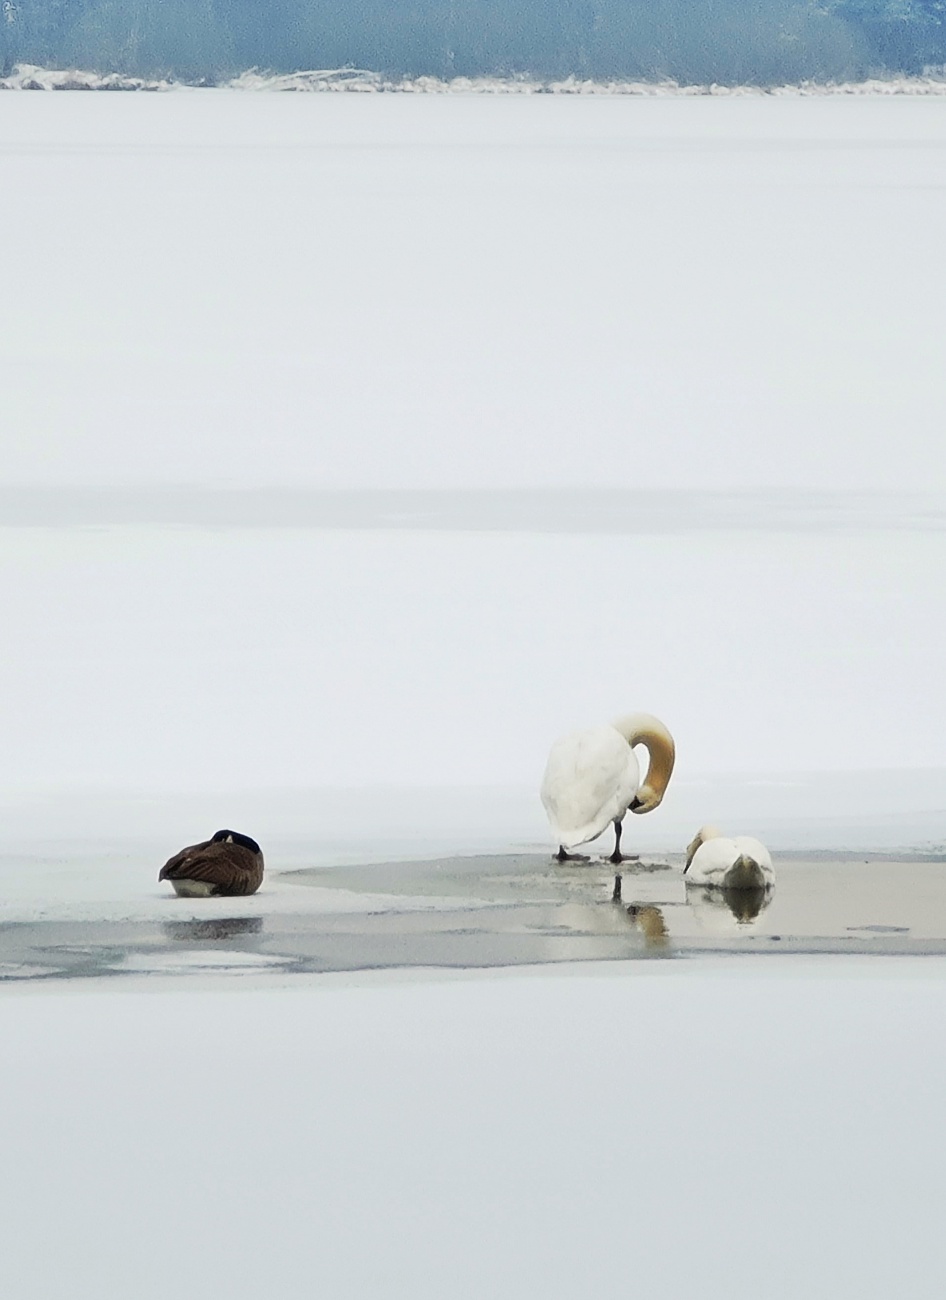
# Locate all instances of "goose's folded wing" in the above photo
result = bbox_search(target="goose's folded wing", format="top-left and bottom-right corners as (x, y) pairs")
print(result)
(158, 839), (214, 880)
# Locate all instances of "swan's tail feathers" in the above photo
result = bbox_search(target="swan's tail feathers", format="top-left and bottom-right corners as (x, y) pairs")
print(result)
(555, 817), (611, 851)
(724, 854), (766, 891)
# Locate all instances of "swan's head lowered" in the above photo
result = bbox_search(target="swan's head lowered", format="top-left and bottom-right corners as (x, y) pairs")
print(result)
(612, 713), (676, 816)
(685, 824), (723, 871)
(629, 787), (663, 814)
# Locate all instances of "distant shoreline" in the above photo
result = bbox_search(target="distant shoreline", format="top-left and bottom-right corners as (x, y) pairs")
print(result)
(6, 63), (946, 96)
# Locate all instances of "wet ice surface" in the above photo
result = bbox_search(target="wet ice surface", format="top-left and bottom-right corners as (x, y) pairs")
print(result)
(4, 846), (946, 983)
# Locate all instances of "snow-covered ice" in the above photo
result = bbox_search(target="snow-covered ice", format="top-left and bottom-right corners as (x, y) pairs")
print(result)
(2, 93), (946, 494)
(3, 959), (946, 1299)
(0, 520), (942, 780)
(0, 93), (943, 906)
(1, 94), (943, 825)
(0, 93), (943, 969)
(1, 90), (945, 1296)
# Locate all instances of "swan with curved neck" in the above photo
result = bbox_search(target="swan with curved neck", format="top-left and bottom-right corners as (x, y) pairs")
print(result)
(683, 824), (774, 890)
(540, 712), (675, 865)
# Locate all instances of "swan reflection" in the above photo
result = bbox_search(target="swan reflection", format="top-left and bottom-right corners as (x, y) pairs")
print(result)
(625, 904), (670, 948)
(686, 883), (773, 925)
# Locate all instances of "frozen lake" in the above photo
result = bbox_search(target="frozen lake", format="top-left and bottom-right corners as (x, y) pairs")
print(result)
(5, 957), (946, 1300)
(0, 88), (944, 971)
(3, 91), (946, 494)
(1, 517), (943, 804)
(2, 91), (945, 1297)
(1, 93), (944, 800)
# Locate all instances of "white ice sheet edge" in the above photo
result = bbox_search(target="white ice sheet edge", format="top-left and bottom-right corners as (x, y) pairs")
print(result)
(0, 873), (465, 925)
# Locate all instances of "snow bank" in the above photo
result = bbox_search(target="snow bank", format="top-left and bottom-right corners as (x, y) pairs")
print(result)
(231, 70), (946, 95)
(0, 63), (173, 91)
(2, 959), (945, 1298)
(7, 63), (946, 94)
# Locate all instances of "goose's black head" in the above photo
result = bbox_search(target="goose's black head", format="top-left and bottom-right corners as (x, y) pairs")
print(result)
(211, 829), (262, 855)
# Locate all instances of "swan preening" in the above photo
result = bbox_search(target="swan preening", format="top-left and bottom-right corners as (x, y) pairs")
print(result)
(540, 713), (675, 864)
(683, 825), (774, 890)
(159, 829), (265, 897)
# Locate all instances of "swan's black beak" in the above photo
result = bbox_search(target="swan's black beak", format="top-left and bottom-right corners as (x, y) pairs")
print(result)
(629, 796), (643, 812)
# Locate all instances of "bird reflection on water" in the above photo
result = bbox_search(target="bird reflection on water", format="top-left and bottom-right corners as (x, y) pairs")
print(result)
(163, 916), (264, 943)
(686, 883), (773, 924)
(624, 904), (670, 949)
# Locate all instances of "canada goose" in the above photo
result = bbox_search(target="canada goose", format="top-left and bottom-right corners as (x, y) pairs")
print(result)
(159, 829), (264, 898)
(540, 712), (675, 865)
(683, 825), (774, 890)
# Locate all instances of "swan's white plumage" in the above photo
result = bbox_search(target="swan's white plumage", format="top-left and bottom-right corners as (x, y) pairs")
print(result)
(540, 724), (641, 850)
(684, 826), (775, 889)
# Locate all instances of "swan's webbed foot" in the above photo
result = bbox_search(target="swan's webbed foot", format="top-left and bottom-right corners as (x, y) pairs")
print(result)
(555, 846), (589, 862)
(608, 848), (624, 865)
(608, 820), (624, 865)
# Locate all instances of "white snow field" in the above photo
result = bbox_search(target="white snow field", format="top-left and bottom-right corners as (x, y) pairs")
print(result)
(0, 92), (944, 832)
(1, 93), (944, 832)
(4, 959), (946, 1300)
(2, 92), (946, 495)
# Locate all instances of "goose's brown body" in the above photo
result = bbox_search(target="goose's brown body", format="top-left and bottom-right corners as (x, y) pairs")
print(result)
(159, 831), (264, 898)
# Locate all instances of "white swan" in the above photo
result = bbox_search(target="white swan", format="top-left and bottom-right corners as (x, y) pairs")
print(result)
(540, 713), (675, 864)
(683, 825), (774, 890)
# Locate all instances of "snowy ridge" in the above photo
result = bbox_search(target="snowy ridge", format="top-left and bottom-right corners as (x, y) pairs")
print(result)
(6, 62), (946, 94)
(0, 63), (174, 91)
(227, 69), (946, 95)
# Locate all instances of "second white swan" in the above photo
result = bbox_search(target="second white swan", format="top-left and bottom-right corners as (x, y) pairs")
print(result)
(683, 825), (775, 890)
